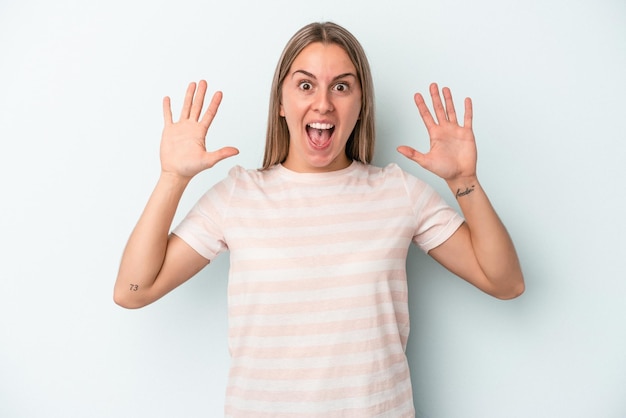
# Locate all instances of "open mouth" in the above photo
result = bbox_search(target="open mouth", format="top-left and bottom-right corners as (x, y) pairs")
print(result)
(306, 122), (335, 149)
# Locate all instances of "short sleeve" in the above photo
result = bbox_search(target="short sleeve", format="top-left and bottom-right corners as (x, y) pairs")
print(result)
(401, 169), (465, 253)
(171, 167), (240, 260)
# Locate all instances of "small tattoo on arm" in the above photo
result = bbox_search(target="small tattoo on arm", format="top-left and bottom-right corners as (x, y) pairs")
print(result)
(129, 284), (139, 291)
(456, 185), (475, 198)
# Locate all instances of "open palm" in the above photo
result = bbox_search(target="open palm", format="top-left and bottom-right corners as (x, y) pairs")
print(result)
(397, 83), (477, 181)
(160, 80), (239, 180)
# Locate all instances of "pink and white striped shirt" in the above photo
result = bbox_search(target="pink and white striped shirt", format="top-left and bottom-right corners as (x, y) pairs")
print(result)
(173, 161), (463, 417)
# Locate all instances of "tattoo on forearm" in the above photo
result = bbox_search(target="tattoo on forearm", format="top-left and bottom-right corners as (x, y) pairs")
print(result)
(456, 185), (475, 198)
(129, 284), (139, 291)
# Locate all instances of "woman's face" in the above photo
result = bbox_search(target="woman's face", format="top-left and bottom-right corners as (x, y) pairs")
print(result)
(280, 42), (362, 173)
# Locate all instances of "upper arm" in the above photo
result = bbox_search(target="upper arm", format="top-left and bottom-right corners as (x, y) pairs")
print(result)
(427, 222), (495, 296)
(121, 234), (210, 309)
(151, 234), (210, 301)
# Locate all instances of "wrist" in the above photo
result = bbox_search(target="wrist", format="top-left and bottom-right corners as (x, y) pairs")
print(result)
(446, 175), (480, 199)
(158, 170), (192, 189)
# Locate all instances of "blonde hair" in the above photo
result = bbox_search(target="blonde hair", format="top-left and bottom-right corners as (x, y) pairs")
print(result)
(262, 22), (375, 169)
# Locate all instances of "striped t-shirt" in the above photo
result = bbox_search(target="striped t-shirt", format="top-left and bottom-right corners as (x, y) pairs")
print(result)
(173, 161), (463, 417)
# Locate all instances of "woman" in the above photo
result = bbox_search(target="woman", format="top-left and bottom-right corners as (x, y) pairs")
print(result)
(115, 22), (523, 417)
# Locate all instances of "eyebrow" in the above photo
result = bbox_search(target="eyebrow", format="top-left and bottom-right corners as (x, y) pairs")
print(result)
(291, 69), (358, 82)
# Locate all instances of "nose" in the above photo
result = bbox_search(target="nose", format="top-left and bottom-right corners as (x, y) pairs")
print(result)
(313, 90), (334, 114)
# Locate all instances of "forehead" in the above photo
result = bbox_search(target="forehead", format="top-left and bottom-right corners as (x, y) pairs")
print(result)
(289, 42), (357, 77)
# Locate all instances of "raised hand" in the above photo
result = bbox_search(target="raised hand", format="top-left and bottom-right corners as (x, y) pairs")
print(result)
(160, 80), (239, 180)
(397, 83), (477, 182)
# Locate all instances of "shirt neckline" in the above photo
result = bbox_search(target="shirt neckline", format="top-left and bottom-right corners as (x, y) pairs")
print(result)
(275, 160), (360, 182)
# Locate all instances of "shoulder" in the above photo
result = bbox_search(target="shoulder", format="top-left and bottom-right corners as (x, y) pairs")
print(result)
(226, 165), (281, 183)
(215, 165), (277, 191)
(354, 162), (427, 189)
(218, 165), (287, 198)
(355, 162), (416, 179)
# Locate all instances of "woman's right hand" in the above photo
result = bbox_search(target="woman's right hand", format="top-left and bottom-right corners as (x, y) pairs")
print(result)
(160, 80), (239, 180)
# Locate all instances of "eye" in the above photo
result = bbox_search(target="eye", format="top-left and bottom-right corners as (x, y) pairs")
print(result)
(299, 81), (313, 91)
(333, 82), (349, 92)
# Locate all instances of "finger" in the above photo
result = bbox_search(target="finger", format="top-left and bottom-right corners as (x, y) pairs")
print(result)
(396, 145), (419, 160)
(414, 92), (437, 130)
(203, 146), (240, 169)
(189, 80), (207, 121)
(162, 96), (173, 125)
(442, 87), (457, 124)
(200, 91), (223, 127)
(429, 83), (447, 124)
(396, 146), (430, 170)
(463, 97), (473, 129)
(179, 82), (197, 120)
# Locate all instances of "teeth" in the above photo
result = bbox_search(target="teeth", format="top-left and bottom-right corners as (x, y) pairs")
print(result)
(308, 122), (334, 130)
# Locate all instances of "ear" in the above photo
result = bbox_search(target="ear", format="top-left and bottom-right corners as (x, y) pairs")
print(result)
(279, 104), (285, 117)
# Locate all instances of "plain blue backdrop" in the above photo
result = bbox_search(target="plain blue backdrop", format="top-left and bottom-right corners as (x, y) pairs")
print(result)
(1, 0), (625, 416)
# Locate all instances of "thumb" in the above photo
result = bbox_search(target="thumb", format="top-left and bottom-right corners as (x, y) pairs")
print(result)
(397, 146), (429, 169)
(202, 146), (240, 169)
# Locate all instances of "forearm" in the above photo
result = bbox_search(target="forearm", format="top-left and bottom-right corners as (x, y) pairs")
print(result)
(447, 176), (524, 297)
(114, 173), (190, 306)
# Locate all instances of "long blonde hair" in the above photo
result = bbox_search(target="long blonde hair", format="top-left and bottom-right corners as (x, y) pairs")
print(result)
(262, 22), (375, 169)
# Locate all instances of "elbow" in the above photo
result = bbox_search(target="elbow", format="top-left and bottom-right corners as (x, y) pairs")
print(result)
(113, 271), (155, 309)
(113, 292), (138, 309)
(492, 274), (525, 300)
(113, 288), (150, 310)
(495, 283), (525, 300)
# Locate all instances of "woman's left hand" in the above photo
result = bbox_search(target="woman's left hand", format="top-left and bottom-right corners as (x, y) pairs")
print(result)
(397, 83), (477, 182)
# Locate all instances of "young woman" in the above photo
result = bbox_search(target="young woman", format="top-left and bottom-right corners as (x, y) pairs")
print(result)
(115, 22), (523, 417)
